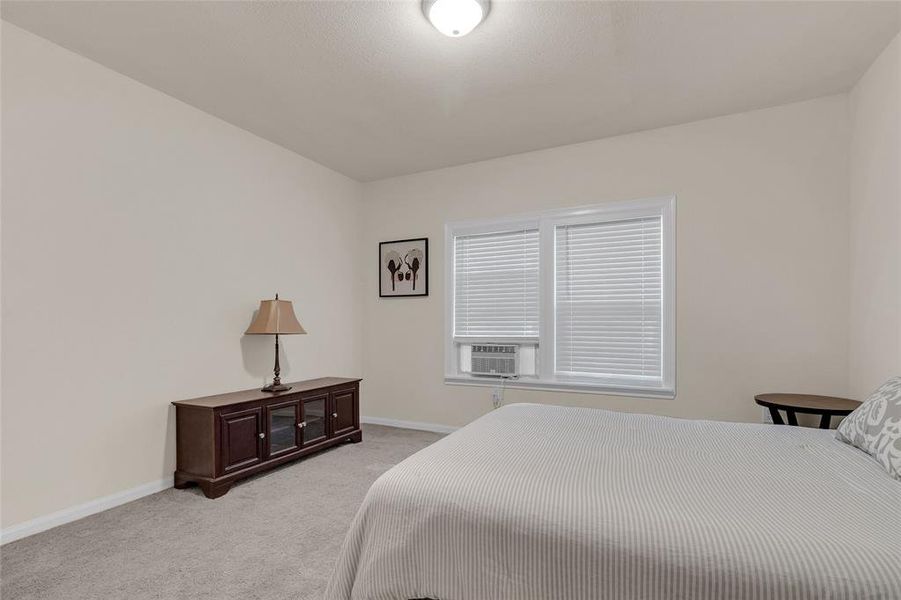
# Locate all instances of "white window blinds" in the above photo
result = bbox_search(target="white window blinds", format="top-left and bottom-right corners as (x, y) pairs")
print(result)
(555, 216), (663, 381)
(454, 228), (540, 339)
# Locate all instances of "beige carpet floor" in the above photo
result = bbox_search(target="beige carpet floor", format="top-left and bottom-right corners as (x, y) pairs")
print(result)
(1, 424), (443, 600)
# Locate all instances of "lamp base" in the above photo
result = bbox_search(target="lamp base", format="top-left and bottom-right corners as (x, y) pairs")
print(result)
(261, 383), (292, 393)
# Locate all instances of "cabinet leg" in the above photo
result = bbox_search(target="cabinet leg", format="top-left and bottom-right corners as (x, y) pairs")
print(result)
(174, 473), (192, 490)
(348, 430), (363, 443)
(198, 481), (232, 499)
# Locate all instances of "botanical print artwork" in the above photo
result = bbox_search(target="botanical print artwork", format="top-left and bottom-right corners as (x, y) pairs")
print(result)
(384, 249), (422, 291)
(380, 238), (428, 297)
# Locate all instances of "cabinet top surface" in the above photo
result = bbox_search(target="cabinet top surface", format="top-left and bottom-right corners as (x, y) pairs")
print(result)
(172, 377), (361, 408)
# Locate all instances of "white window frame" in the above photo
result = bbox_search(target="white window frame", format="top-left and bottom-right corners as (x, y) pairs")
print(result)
(445, 195), (676, 399)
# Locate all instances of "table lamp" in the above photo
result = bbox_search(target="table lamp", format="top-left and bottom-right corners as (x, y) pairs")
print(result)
(245, 294), (306, 392)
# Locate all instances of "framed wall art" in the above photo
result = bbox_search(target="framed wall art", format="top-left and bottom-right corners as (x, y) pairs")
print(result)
(379, 238), (428, 297)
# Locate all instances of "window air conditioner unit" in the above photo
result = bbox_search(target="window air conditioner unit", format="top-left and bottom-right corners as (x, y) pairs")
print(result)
(471, 345), (519, 377)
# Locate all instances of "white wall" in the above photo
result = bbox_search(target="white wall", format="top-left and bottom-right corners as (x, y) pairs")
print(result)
(361, 96), (851, 428)
(1, 23), (363, 529)
(848, 32), (901, 398)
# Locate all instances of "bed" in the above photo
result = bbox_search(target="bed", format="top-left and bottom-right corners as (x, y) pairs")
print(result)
(325, 403), (901, 599)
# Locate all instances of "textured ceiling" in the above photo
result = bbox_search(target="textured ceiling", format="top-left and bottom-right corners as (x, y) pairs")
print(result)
(3, 1), (899, 181)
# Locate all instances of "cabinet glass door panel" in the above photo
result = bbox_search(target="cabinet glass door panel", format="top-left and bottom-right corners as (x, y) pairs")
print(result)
(302, 395), (328, 446)
(267, 402), (299, 456)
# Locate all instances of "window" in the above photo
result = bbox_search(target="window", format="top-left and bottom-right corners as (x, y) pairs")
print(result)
(454, 228), (540, 340)
(445, 196), (675, 398)
(555, 216), (663, 383)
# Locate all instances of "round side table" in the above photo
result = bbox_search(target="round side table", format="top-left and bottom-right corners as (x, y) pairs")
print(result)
(754, 393), (861, 429)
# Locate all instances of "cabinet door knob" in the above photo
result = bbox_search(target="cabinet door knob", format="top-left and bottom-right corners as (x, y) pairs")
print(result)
(298, 421), (306, 428)
(332, 412), (338, 418)
(258, 432), (265, 439)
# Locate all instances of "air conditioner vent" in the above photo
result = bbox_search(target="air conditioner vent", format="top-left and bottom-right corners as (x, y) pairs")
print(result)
(471, 344), (519, 377)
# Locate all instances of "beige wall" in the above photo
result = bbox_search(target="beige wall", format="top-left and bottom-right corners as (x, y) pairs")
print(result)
(3, 20), (883, 535)
(361, 96), (851, 428)
(0, 23), (363, 529)
(848, 32), (901, 399)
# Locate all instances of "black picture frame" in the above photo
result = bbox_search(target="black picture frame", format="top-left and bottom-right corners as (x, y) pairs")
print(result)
(379, 237), (429, 297)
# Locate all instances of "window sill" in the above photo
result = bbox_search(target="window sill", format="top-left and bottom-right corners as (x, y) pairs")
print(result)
(443, 376), (675, 400)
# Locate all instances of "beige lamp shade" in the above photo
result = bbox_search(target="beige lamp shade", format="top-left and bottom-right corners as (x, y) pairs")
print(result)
(245, 298), (306, 335)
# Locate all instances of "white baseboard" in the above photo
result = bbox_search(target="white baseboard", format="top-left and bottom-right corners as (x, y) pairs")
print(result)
(2, 418), (452, 545)
(0, 476), (173, 545)
(361, 415), (459, 435)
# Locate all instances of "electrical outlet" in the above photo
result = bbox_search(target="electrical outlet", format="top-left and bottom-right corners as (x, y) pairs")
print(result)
(491, 386), (503, 409)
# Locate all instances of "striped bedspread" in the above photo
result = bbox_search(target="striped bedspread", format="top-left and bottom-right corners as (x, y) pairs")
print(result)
(325, 403), (901, 599)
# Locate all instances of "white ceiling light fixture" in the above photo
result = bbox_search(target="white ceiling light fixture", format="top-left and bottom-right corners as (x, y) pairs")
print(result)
(422, 0), (490, 38)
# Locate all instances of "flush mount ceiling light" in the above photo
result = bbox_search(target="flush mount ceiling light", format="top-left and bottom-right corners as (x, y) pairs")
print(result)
(422, 0), (490, 38)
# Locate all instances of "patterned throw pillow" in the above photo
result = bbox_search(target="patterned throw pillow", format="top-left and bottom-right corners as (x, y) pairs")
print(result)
(836, 376), (901, 480)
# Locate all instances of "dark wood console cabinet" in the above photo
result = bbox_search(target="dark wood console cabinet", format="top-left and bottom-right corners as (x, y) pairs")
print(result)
(172, 377), (361, 498)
